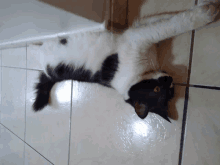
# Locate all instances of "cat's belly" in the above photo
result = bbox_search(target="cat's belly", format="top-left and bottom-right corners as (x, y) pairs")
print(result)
(29, 30), (117, 77)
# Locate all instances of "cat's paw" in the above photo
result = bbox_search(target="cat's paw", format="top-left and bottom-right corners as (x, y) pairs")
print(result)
(203, 2), (220, 18)
(192, 2), (220, 27)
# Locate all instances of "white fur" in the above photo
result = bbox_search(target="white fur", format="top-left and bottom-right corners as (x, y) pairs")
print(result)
(30, 31), (117, 76)
(29, 2), (219, 100)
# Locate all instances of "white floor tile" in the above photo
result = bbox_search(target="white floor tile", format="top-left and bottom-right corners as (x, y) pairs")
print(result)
(0, 125), (24, 165)
(1, 67), (26, 140)
(190, 20), (220, 87)
(69, 82), (185, 165)
(2, 47), (26, 68)
(25, 70), (71, 164)
(24, 143), (53, 165)
(189, 0), (220, 87)
(182, 88), (220, 165)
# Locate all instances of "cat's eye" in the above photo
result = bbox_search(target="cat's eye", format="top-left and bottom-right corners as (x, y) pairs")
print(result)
(154, 86), (160, 93)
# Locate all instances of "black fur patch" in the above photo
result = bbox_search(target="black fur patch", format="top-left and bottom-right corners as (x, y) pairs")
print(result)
(33, 64), (99, 111)
(33, 53), (119, 111)
(60, 38), (67, 45)
(100, 53), (119, 86)
(45, 53), (118, 85)
(33, 72), (55, 111)
(126, 76), (174, 122)
(46, 64), (98, 82)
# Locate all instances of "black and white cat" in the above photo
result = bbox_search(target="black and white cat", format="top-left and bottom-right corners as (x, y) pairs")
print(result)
(31, 2), (219, 122)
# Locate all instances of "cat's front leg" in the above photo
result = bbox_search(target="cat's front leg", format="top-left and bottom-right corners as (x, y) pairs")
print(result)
(126, 2), (220, 43)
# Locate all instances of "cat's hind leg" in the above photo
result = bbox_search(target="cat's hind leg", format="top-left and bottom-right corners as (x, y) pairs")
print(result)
(132, 13), (178, 28)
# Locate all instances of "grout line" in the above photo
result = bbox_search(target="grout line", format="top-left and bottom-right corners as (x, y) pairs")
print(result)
(0, 123), (54, 165)
(67, 80), (73, 165)
(186, 29), (195, 85)
(189, 84), (220, 90)
(1, 65), (43, 71)
(178, 23), (196, 165)
(178, 86), (189, 165)
(174, 83), (220, 91)
(0, 45), (27, 50)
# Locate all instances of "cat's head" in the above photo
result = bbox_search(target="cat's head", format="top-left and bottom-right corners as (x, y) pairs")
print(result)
(126, 71), (174, 122)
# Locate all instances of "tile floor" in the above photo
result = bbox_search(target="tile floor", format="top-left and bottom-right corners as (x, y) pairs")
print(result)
(0, 0), (220, 165)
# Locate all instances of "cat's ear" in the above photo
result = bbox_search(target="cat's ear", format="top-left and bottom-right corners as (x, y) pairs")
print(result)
(136, 103), (171, 122)
(152, 108), (171, 123)
(125, 99), (149, 119)
(135, 102), (149, 119)
(126, 98), (171, 122)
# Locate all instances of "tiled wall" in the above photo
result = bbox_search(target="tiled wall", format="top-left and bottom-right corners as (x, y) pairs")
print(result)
(0, 0), (104, 49)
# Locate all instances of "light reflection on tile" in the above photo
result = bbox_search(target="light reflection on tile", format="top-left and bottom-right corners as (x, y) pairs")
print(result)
(51, 81), (72, 106)
(132, 120), (150, 137)
(69, 82), (185, 165)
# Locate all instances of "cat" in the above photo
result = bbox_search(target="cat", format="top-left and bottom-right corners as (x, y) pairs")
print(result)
(31, 2), (220, 122)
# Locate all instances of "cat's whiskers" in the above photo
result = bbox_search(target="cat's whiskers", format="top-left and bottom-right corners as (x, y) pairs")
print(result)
(149, 57), (157, 70)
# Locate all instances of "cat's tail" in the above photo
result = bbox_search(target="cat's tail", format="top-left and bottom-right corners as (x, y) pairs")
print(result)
(32, 72), (55, 111)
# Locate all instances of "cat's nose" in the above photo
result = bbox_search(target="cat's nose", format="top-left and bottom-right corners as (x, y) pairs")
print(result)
(159, 76), (173, 86)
